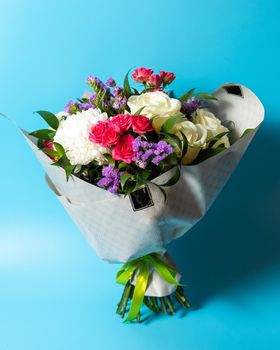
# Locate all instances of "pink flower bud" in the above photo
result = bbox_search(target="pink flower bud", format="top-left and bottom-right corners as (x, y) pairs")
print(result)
(160, 71), (176, 85)
(146, 74), (162, 88)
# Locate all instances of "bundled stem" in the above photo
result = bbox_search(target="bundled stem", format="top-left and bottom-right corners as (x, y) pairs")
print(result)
(116, 253), (190, 322)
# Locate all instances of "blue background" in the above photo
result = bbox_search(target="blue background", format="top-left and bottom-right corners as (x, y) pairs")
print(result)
(0, 0), (279, 349)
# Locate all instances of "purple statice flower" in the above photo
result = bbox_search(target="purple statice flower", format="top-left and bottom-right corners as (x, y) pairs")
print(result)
(132, 137), (174, 168)
(112, 86), (123, 97)
(151, 141), (173, 165)
(106, 77), (116, 87)
(111, 86), (127, 110)
(64, 100), (76, 114)
(97, 164), (121, 194)
(87, 75), (107, 90)
(77, 102), (92, 111)
(181, 97), (203, 115)
(89, 94), (96, 104)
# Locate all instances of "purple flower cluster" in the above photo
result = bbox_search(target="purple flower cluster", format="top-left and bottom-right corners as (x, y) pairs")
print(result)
(86, 75), (126, 112)
(106, 77), (116, 87)
(132, 137), (174, 168)
(112, 86), (127, 110)
(64, 99), (96, 114)
(97, 164), (121, 193)
(181, 97), (203, 115)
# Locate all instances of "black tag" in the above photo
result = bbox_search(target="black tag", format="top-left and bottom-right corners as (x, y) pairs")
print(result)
(223, 85), (243, 98)
(129, 186), (154, 211)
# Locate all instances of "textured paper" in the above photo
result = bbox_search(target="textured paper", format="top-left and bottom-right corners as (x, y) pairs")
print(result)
(22, 83), (264, 296)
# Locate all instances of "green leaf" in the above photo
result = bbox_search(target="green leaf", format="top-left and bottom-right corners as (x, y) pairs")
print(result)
(196, 93), (218, 101)
(208, 131), (229, 148)
(133, 106), (146, 115)
(124, 181), (136, 196)
(121, 173), (133, 190)
(123, 69), (132, 98)
(29, 129), (53, 140)
(139, 170), (150, 181)
(161, 114), (183, 133)
(242, 128), (254, 137)
(159, 166), (181, 187)
(160, 131), (181, 150)
(118, 162), (128, 170)
(179, 131), (188, 158)
(135, 176), (145, 190)
(65, 165), (75, 181)
(103, 153), (115, 164)
(44, 149), (58, 158)
(178, 88), (196, 102)
(35, 111), (59, 130)
(53, 142), (65, 159)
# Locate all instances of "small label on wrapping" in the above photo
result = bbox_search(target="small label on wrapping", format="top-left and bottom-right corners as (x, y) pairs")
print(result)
(129, 186), (154, 211)
(223, 85), (244, 98)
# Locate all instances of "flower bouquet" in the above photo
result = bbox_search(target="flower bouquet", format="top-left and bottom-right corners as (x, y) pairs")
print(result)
(19, 67), (263, 322)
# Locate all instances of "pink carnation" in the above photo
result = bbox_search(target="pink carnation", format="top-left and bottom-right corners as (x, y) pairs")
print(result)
(132, 67), (153, 83)
(146, 74), (162, 88)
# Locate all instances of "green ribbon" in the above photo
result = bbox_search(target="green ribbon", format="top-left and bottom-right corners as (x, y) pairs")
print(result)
(116, 253), (183, 322)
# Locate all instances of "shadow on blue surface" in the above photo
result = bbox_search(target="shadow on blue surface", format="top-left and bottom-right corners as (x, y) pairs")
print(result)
(169, 121), (280, 309)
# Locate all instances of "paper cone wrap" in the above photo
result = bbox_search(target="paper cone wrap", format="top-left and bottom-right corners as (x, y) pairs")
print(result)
(22, 84), (264, 266)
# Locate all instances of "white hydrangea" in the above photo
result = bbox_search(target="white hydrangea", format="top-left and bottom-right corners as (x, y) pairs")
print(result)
(54, 108), (109, 166)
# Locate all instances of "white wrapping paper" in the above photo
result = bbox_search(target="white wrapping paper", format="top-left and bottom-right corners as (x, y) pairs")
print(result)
(22, 83), (264, 296)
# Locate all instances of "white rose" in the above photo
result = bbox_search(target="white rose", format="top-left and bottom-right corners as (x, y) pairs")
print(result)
(173, 120), (208, 165)
(54, 108), (109, 166)
(192, 109), (230, 148)
(127, 91), (182, 131)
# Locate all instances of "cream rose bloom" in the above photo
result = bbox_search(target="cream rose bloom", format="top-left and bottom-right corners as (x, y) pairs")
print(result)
(192, 109), (230, 148)
(173, 120), (208, 165)
(127, 91), (182, 131)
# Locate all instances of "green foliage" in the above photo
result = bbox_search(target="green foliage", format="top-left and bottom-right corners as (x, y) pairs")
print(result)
(242, 128), (254, 137)
(103, 153), (115, 164)
(178, 88), (195, 102)
(133, 106), (146, 115)
(34, 111), (59, 130)
(207, 131), (229, 148)
(158, 166), (181, 187)
(161, 114), (183, 133)
(179, 88), (217, 103)
(29, 129), (53, 140)
(160, 131), (181, 150)
(179, 130), (188, 159)
(123, 69), (133, 98)
(196, 93), (217, 101)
